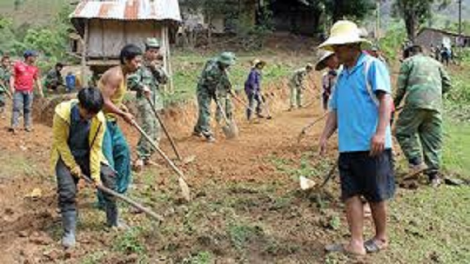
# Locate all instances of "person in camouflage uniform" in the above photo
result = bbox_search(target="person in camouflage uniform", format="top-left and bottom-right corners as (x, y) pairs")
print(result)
(0, 55), (11, 114)
(193, 52), (236, 143)
(394, 45), (452, 187)
(127, 38), (168, 171)
(44, 63), (64, 92)
(289, 63), (313, 110)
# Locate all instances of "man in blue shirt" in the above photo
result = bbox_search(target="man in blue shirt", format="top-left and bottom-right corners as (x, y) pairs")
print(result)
(318, 20), (394, 256)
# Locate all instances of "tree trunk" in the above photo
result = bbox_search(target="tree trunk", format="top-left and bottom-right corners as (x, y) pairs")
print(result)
(405, 13), (417, 42)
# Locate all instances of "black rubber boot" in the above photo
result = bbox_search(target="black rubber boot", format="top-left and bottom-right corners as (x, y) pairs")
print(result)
(105, 202), (119, 227)
(61, 211), (77, 248)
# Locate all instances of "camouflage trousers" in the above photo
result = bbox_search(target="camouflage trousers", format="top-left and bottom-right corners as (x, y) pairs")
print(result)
(395, 107), (443, 174)
(0, 92), (5, 110)
(194, 88), (233, 137)
(136, 98), (161, 160)
(215, 94), (233, 123)
(290, 85), (303, 108)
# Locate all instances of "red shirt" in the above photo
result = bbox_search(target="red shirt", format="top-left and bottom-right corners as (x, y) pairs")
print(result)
(13, 61), (39, 92)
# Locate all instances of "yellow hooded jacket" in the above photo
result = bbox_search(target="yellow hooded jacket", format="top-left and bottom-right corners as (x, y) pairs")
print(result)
(50, 99), (107, 182)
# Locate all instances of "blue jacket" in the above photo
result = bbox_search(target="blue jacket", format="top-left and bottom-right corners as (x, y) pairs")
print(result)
(244, 68), (262, 95)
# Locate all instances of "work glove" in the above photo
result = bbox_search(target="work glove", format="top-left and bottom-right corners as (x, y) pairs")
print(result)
(70, 166), (82, 178)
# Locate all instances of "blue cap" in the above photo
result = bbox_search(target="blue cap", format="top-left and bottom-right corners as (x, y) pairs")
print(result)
(23, 50), (37, 58)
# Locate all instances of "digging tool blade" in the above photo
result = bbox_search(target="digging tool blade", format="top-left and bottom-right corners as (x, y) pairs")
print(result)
(300, 176), (316, 190)
(260, 94), (273, 120)
(215, 99), (238, 139)
(179, 177), (191, 201)
(182, 155), (196, 164)
(297, 113), (328, 143)
(297, 130), (307, 143)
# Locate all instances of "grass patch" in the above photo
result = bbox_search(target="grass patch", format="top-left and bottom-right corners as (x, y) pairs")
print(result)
(182, 251), (213, 264)
(442, 121), (470, 179)
(374, 187), (470, 263)
(227, 222), (264, 251)
(81, 251), (108, 264)
(112, 227), (146, 255)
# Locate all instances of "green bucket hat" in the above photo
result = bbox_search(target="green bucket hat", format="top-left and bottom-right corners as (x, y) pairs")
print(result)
(218, 52), (236, 66)
(145, 38), (160, 49)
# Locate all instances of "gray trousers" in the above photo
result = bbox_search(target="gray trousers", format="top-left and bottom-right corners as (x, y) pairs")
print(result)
(11, 91), (33, 129)
(56, 158), (116, 213)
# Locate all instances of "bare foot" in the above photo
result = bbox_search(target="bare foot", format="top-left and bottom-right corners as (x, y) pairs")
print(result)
(346, 240), (367, 255)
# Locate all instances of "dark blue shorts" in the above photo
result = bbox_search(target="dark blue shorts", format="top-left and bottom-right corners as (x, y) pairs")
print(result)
(338, 149), (395, 203)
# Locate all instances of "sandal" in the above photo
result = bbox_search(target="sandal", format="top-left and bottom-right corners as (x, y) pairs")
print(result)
(364, 239), (388, 253)
(325, 243), (366, 256)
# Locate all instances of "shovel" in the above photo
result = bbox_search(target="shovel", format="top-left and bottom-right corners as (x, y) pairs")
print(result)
(297, 113), (328, 143)
(259, 94), (272, 120)
(80, 174), (164, 222)
(146, 97), (195, 164)
(215, 99), (238, 139)
(131, 120), (191, 202)
(299, 160), (337, 192)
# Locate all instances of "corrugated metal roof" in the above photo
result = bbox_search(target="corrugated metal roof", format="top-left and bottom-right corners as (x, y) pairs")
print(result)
(70, 0), (181, 22)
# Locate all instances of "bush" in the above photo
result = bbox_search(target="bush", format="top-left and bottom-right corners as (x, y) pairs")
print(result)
(378, 23), (407, 61)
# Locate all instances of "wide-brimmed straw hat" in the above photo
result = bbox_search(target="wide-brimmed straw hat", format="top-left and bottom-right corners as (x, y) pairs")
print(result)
(252, 59), (266, 68)
(315, 51), (335, 71)
(318, 20), (371, 51)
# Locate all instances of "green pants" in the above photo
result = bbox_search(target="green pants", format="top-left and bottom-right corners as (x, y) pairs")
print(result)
(395, 107), (443, 174)
(290, 85), (303, 108)
(215, 94), (233, 123)
(194, 88), (233, 137)
(0, 92), (5, 110)
(136, 98), (161, 160)
(194, 87), (214, 137)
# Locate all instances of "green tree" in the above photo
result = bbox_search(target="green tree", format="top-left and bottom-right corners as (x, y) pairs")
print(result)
(321, 0), (375, 22)
(393, 0), (450, 42)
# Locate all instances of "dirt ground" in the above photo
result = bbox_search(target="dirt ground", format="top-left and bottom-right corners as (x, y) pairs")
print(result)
(0, 68), (442, 264)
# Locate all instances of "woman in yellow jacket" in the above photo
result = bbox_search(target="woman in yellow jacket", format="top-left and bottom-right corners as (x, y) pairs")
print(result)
(51, 87), (120, 248)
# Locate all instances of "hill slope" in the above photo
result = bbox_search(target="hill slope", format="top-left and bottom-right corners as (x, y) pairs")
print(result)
(0, 0), (76, 26)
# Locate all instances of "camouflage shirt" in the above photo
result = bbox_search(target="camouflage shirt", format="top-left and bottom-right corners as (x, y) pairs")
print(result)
(44, 69), (63, 87)
(0, 65), (11, 92)
(394, 54), (451, 112)
(128, 59), (168, 110)
(290, 68), (308, 89)
(197, 58), (231, 97)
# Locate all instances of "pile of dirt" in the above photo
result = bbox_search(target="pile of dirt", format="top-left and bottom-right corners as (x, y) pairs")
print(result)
(33, 94), (76, 127)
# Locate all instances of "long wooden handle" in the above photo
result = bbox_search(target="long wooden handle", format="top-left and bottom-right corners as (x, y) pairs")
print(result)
(320, 161), (338, 188)
(145, 97), (183, 161)
(131, 120), (187, 182)
(259, 94), (272, 116)
(215, 99), (231, 124)
(80, 175), (164, 222)
(301, 113), (328, 133)
(231, 94), (256, 112)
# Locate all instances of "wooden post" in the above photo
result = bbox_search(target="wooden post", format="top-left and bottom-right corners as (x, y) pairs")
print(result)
(161, 26), (168, 93)
(165, 26), (174, 93)
(81, 20), (89, 88)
